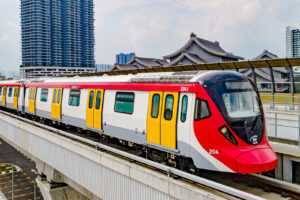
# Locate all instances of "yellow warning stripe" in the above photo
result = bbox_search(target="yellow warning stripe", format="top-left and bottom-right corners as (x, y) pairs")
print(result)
(275, 151), (300, 158)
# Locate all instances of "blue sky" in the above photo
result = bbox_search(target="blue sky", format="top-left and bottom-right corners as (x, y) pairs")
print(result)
(0, 0), (299, 73)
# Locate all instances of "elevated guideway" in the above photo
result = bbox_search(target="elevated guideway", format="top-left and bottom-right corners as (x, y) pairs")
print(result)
(0, 110), (266, 200)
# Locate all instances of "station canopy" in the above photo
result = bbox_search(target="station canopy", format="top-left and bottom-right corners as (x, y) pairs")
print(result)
(70, 57), (300, 77)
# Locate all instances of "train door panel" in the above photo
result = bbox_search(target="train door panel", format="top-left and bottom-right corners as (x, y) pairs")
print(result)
(86, 89), (95, 127)
(13, 87), (19, 109)
(94, 89), (104, 130)
(2, 87), (7, 106)
(29, 87), (36, 113)
(147, 91), (163, 145)
(51, 88), (57, 118)
(56, 88), (62, 119)
(161, 92), (179, 149)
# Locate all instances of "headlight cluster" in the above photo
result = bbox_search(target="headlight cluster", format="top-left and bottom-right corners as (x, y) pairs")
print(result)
(219, 125), (238, 146)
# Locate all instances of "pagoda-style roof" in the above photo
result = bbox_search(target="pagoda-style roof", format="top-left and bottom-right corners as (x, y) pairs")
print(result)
(110, 64), (138, 71)
(252, 50), (279, 60)
(163, 33), (244, 60)
(168, 52), (206, 66)
(127, 56), (169, 68)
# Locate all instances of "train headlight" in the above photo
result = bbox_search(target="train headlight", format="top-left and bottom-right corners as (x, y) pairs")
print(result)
(218, 125), (238, 146)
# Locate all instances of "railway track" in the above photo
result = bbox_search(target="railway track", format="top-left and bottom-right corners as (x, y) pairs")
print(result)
(1, 109), (299, 200)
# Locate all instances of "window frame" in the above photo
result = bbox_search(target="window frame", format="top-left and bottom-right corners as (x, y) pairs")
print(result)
(114, 92), (135, 115)
(68, 89), (81, 107)
(194, 98), (211, 121)
(52, 89), (57, 103)
(180, 95), (188, 123)
(151, 94), (160, 118)
(95, 91), (101, 109)
(164, 94), (174, 121)
(88, 90), (94, 109)
(8, 87), (13, 97)
(40, 88), (49, 102)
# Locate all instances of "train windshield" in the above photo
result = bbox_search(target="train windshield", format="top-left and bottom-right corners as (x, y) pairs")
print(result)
(222, 81), (261, 118)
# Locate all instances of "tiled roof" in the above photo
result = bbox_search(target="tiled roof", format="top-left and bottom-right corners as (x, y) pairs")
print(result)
(127, 56), (169, 68)
(110, 64), (138, 71)
(163, 32), (244, 60)
(168, 52), (206, 66)
(252, 50), (279, 60)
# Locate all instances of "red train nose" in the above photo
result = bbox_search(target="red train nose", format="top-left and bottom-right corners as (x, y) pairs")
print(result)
(236, 148), (278, 174)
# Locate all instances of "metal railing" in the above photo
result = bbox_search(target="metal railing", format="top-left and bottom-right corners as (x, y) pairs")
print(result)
(265, 111), (300, 145)
(261, 94), (300, 111)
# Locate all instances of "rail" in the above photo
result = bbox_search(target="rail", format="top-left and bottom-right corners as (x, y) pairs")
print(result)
(265, 111), (300, 145)
(0, 110), (265, 200)
(261, 94), (300, 111)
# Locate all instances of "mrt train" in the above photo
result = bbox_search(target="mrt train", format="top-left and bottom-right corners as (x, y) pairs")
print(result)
(0, 71), (278, 173)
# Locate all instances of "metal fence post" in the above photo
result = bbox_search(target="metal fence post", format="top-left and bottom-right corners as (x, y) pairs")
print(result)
(284, 96), (286, 111)
(275, 112), (277, 138)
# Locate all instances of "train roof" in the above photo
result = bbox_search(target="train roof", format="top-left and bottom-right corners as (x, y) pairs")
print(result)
(0, 71), (243, 85)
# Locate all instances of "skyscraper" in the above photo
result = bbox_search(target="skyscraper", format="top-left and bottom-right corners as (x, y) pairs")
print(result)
(21, 0), (95, 77)
(116, 53), (136, 64)
(286, 26), (300, 58)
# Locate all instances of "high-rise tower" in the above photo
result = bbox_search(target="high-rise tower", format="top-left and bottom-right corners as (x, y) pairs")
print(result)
(286, 26), (300, 58)
(20, 0), (95, 78)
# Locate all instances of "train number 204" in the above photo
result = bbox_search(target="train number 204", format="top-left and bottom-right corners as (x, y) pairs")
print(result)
(209, 149), (219, 155)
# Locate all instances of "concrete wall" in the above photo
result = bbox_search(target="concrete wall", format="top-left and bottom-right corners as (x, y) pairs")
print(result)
(0, 112), (225, 200)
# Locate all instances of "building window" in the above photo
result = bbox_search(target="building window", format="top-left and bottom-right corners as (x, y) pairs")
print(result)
(114, 92), (134, 114)
(164, 95), (174, 120)
(195, 99), (211, 121)
(69, 90), (80, 107)
(40, 88), (48, 102)
(181, 96), (188, 122)
(151, 94), (160, 118)
(8, 88), (12, 97)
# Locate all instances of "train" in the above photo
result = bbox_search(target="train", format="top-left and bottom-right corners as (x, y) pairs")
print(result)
(0, 71), (278, 174)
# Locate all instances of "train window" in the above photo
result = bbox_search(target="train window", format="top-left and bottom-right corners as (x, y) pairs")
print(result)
(114, 92), (134, 114)
(52, 89), (57, 103)
(89, 91), (94, 108)
(57, 89), (61, 104)
(69, 90), (81, 107)
(151, 94), (160, 118)
(164, 95), (174, 120)
(181, 96), (188, 122)
(95, 91), (101, 109)
(40, 88), (48, 102)
(8, 88), (12, 97)
(0, 87), (2, 95)
(194, 99), (211, 121)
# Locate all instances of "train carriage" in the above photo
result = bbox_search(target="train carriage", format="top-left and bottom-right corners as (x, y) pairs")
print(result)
(3, 71), (278, 174)
(0, 80), (24, 112)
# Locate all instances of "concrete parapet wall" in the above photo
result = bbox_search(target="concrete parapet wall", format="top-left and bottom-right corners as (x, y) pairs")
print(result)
(0, 113), (224, 200)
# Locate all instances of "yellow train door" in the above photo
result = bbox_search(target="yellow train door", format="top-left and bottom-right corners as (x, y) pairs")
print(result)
(86, 89), (95, 127)
(51, 88), (57, 118)
(160, 92), (179, 149)
(13, 87), (19, 109)
(147, 91), (163, 145)
(56, 88), (62, 119)
(29, 87), (36, 113)
(94, 89), (104, 130)
(2, 87), (7, 106)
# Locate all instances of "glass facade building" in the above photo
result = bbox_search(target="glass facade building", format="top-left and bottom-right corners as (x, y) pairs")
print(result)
(116, 53), (135, 64)
(286, 26), (300, 58)
(21, 0), (95, 68)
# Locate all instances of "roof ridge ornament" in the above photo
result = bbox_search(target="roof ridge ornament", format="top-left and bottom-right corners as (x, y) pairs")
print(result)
(190, 32), (197, 38)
